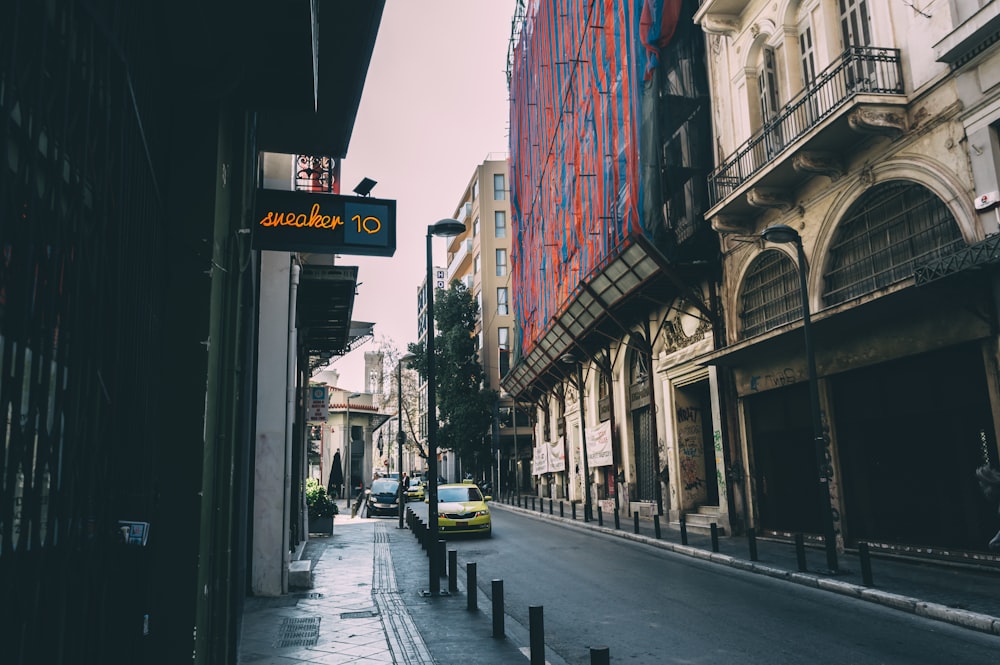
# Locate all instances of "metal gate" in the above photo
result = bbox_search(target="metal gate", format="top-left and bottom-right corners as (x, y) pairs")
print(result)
(632, 407), (657, 501)
(1, 2), (169, 661)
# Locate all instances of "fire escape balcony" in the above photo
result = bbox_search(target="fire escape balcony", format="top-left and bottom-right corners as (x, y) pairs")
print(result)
(706, 47), (906, 227)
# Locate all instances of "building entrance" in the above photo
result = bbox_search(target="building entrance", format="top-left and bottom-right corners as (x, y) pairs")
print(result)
(832, 343), (997, 551)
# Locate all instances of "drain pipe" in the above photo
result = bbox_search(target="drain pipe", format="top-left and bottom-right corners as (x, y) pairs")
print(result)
(282, 260), (301, 592)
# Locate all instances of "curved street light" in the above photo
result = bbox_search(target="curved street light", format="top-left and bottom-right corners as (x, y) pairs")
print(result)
(761, 224), (838, 573)
(425, 217), (466, 594)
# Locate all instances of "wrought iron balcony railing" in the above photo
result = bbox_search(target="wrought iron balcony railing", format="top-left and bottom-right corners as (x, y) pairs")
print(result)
(708, 47), (903, 207)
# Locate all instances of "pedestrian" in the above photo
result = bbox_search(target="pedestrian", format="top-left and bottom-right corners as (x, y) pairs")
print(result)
(328, 450), (344, 499)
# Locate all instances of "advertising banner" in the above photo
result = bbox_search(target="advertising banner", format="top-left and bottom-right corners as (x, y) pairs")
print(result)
(587, 421), (613, 467)
(532, 442), (550, 476)
(548, 437), (566, 472)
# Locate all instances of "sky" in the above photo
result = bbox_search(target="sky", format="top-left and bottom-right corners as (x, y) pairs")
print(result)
(331, 0), (519, 390)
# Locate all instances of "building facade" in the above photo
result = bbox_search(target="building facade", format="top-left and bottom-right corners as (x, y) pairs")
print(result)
(694, 0), (1000, 561)
(503, 0), (725, 527)
(503, 0), (1000, 566)
(442, 157), (535, 492)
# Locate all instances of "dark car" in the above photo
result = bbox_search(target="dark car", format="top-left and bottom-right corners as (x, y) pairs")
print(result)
(366, 478), (401, 516)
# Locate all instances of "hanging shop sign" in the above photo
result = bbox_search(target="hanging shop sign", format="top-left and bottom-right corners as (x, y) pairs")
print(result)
(252, 189), (396, 257)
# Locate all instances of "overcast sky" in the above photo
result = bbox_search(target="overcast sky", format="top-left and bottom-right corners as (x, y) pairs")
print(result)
(331, 0), (518, 390)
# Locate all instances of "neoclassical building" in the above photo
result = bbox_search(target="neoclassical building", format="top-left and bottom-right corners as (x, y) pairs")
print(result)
(695, 0), (1000, 562)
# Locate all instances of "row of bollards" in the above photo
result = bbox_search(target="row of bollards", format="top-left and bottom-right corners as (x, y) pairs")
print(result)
(405, 506), (614, 662)
(502, 493), (879, 588)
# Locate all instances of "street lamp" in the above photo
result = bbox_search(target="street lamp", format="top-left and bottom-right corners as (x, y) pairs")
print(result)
(761, 224), (838, 573)
(560, 352), (593, 522)
(425, 217), (466, 594)
(397, 351), (416, 529)
(345, 392), (361, 502)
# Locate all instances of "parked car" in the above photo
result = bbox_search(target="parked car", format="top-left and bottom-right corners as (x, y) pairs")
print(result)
(366, 478), (401, 517)
(433, 482), (492, 537)
(404, 477), (425, 501)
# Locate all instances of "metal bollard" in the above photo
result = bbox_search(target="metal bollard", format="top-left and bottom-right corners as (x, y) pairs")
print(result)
(590, 646), (610, 665)
(748, 527), (758, 561)
(572, 502), (577, 520)
(448, 550), (458, 592)
(438, 540), (447, 578)
(529, 606), (545, 665)
(859, 541), (874, 587)
(795, 533), (807, 572)
(710, 523), (719, 552)
(559, 501), (564, 518)
(532, 497), (536, 511)
(491, 580), (505, 638)
(654, 514), (661, 539)
(633, 511), (640, 534)
(467, 562), (478, 611)
(597, 506), (603, 527)
(679, 515), (688, 545)
(549, 498), (553, 514)
(614, 509), (620, 530)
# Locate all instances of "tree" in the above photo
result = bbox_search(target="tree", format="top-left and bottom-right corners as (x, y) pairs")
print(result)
(408, 281), (497, 476)
(369, 336), (425, 462)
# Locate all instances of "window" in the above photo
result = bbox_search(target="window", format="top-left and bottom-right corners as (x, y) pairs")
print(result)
(739, 250), (801, 339)
(494, 173), (505, 200)
(498, 326), (509, 349)
(799, 21), (816, 87)
(497, 287), (509, 315)
(758, 46), (782, 156)
(473, 216), (480, 237)
(823, 181), (964, 306)
(496, 249), (507, 276)
(476, 290), (482, 313)
(495, 211), (507, 238)
(473, 179), (479, 200)
(474, 253), (480, 274)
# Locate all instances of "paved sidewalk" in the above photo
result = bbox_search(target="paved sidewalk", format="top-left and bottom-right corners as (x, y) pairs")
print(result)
(240, 496), (1000, 664)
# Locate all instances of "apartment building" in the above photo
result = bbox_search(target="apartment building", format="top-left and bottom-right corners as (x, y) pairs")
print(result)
(442, 157), (534, 491)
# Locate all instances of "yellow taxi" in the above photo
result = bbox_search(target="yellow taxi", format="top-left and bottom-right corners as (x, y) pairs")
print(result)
(404, 477), (425, 501)
(432, 482), (492, 537)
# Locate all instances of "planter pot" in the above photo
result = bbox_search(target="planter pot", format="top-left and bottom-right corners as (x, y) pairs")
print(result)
(309, 515), (334, 536)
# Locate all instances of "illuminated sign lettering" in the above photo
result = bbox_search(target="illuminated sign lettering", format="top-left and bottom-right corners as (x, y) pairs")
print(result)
(252, 190), (396, 257)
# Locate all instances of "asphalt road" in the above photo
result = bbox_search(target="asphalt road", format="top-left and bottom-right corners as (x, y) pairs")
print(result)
(403, 502), (1000, 664)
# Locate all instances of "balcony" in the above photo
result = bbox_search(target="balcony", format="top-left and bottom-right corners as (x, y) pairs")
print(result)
(707, 47), (905, 225)
(446, 238), (474, 282)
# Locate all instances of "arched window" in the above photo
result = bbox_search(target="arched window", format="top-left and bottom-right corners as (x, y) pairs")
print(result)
(739, 250), (802, 339)
(823, 181), (964, 306)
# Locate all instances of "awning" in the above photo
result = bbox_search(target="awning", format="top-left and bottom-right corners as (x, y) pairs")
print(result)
(297, 264), (365, 371)
(501, 234), (715, 400)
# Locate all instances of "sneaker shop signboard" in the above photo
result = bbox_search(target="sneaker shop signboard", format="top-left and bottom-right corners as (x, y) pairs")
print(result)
(252, 189), (396, 257)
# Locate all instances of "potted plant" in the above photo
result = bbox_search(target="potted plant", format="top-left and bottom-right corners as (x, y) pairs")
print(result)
(306, 477), (339, 536)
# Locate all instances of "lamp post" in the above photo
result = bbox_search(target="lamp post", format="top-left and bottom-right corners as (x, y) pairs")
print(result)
(398, 351), (415, 529)
(761, 224), (838, 573)
(425, 218), (466, 594)
(345, 392), (361, 502)
(560, 353), (592, 522)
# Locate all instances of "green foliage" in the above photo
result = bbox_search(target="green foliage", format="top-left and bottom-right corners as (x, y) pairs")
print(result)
(305, 477), (339, 518)
(409, 280), (497, 475)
